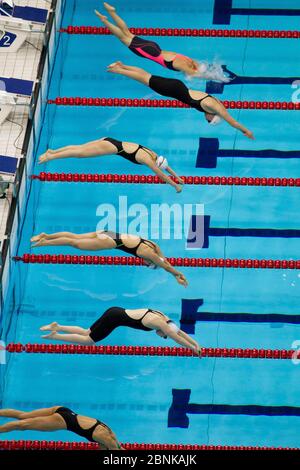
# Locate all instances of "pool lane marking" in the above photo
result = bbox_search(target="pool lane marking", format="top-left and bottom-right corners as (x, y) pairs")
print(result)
(196, 138), (300, 169)
(180, 299), (300, 334)
(206, 67), (300, 95)
(188, 215), (300, 249)
(169, 389), (300, 428)
(213, 0), (300, 24)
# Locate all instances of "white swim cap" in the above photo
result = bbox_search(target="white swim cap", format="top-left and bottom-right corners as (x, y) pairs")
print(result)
(156, 156), (168, 170)
(209, 115), (222, 126)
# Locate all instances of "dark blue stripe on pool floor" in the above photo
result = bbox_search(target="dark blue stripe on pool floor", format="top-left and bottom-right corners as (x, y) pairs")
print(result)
(180, 299), (300, 334)
(196, 138), (300, 168)
(168, 390), (300, 427)
(206, 69), (300, 94)
(213, 0), (300, 24)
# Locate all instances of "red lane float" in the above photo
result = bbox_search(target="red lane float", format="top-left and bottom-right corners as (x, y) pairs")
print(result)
(60, 26), (300, 39)
(0, 440), (299, 450)
(31, 173), (300, 187)
(47, 97), (300, 110)
(13, 255), (300, 270)
(4, 343), (298, 360)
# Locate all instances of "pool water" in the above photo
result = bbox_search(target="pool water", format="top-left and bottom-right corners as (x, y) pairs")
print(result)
(1, 0), (300, 447)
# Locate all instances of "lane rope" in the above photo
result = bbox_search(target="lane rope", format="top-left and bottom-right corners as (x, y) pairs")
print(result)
(13, 255), (300, 269)
(47, 97), (300, 110)
(5, 343), (297, 359)
(31, 173), (300, 187)
(60, 26), (300, 39)
(0, 440), (299, 450)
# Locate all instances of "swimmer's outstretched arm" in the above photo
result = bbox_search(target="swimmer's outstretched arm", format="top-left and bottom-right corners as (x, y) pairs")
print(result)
(165, 165), (184, 185)
(146, 252), (188, 287)
(214, 103), (254, 139)
(146, 161), (182, 193)
(98, 434), (124, 451)
(159, 323), (202, 356)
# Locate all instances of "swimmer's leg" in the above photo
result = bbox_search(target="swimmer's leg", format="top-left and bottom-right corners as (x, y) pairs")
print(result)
(108, 62), (151, 86)
(95, 10), (132, 45)
(40, 322), (90, 335)
(0, 416), (65, 433)
(41, 332), (94, 344)
(32, 236), (106, 250)
(103, 3), (132, 36)
(39, 140), (115, 163)
(0, 407), (59, 420)
(31, 232), (97, 243)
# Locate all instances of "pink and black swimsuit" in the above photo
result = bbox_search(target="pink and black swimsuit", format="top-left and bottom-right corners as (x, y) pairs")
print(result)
(128, 35), (190, 71)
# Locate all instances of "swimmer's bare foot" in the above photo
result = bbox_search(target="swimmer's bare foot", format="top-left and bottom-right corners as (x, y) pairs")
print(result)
(30, 233), (46, 243)
(94, 10), (107, 22)
(103, 2), (116, 13)
(38, 150), (52, 164)
(31, 234), (47, 247)
(107, 61), (124, 73)
(42, 331), (57, 339)
(40, 322), (59, 332)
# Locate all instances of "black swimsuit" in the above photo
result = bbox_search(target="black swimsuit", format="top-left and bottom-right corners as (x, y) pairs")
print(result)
(103, 137), (153, 165)
(149, 75), (214, 112)
(101, 230), (156, 257)
(89, 307), (174, 342)
(55, 407), (110, 443)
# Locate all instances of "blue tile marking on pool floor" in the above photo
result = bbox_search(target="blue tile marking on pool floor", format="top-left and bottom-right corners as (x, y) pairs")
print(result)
(196, 138), (300, 168)
(168, 389), (300, 428)
(213, 0), (300, 24)
(206, 68), (300, 94)
(188, 215), (300, 250)
(179, 299), (300, 334)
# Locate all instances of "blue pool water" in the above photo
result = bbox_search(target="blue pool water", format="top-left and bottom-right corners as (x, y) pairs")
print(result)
(1, 0), (300, 447)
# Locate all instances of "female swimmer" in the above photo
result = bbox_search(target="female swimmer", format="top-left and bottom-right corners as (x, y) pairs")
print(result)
(95, 2), (229, 81)
(31, 231), (188, 286)
(0, 407), (123, 450)
(40, 306), (202, 357)
(38, 136), (184, 193)
(107, 62), (254, 139)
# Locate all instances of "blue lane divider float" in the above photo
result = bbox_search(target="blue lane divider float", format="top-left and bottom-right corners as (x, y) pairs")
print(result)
(213, 0), (300, 25)
(180, 299), (300, 334)
(168, 389), (300, 428)
(196, 138), (300, 168)
(206, 67), (300, 94)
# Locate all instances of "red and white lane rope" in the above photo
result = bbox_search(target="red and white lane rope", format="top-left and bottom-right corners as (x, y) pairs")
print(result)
(0, 440), (298, 450)
(5, 343), (298, 360)
(31, 173), (300, 187)
(13, 255), (300, 270)
(60, 26), (300, 39)
(47, 97), (300, 110)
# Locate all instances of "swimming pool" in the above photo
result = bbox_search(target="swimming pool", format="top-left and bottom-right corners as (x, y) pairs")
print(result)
(1, 0), (300, 448)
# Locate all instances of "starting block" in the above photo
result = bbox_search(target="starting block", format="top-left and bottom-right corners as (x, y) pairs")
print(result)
(0, 1), (49, 53)
(0, 76), (33, 124)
